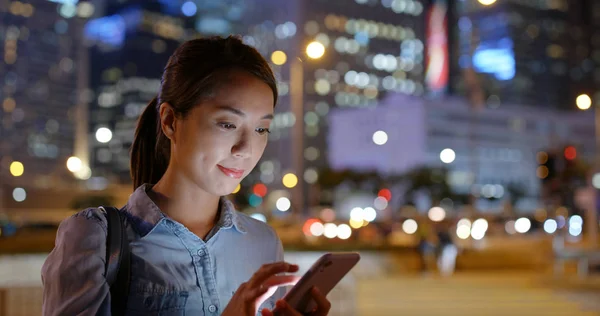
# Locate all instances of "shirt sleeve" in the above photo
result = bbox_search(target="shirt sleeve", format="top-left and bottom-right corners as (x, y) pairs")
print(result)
(41, 208), (111, 316)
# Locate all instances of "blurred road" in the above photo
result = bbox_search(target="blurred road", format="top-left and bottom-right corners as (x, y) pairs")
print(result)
(2, 254), (600, 315)
(357, 273), (600, 316)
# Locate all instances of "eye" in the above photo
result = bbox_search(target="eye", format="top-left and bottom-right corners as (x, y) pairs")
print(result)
(256, 127), (271, 135)
(218, 122), (236, 130)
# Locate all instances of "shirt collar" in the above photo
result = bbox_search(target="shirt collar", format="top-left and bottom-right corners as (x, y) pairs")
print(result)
(125, 183), (247, 237)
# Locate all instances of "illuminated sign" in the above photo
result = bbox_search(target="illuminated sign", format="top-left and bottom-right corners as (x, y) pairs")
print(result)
(84, 8), (142, 47)
(85, 15), (126, 47)
(425, 0), (449, 95)
(472, 38), (515, 80)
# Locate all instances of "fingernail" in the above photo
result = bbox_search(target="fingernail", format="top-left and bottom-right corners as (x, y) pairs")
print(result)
(312, 287), (320, 293)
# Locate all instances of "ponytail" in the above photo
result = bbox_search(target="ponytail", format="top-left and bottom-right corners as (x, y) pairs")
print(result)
(130, 97), (170, 190)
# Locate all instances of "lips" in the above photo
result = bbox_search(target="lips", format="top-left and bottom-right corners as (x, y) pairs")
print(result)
(217, 165), (245, 179)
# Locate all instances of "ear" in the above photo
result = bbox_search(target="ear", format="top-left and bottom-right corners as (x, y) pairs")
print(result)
(158, 102), (177, 142)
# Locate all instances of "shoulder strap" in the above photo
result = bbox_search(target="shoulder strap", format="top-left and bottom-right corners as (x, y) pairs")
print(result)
(100, 206), (131, 315)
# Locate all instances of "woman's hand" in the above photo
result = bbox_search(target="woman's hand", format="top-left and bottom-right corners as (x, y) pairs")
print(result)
(261, 287), (332, 316)
(221, 262), (300, 316)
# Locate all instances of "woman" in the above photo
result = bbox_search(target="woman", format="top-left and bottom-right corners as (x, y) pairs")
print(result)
(41, 36), (331, 316)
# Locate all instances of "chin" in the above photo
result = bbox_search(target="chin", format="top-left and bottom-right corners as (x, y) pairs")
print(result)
(211, 179), (242, 196)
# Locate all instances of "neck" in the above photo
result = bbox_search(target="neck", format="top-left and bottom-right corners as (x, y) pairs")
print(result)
(149, 166), (221, 233)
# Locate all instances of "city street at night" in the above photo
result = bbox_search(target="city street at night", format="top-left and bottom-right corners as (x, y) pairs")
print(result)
(2, 0), (600, 315)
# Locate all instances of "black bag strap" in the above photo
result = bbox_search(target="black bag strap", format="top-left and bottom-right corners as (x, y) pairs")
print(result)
(100, 206), (131, 315)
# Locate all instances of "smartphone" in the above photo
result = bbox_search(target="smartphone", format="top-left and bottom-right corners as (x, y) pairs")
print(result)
(278, 252), (360, 314)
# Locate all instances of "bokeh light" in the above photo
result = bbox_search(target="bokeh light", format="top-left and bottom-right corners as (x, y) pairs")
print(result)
(363, 207), (377, 222)
(323, 223), (338, 238)
(320, 208), (336, 222)
(543, 219), (557, 234)
(377, 188), (392, 201)
(271, 50), (287, 65)
(310, 221), (325, 236)
(505, 220), (517, 234)
(276, 197), (291, 212)
(350, 207), (364, 221)
(303, 218), (321, 236)
(372, 130), (388, 145)
(374, 196), (388, 210)
(440, 148), (456, 164)
(248, 194), (263, 207)
(349, 218), (364, 229)
(9, 161), (24, 177)
(569, 215), (583, 228)
(456, 225), (471, 239)
(12, 187), (26, 202)
(514, 217), (531, 233)
(337, 224), (352, 239)
(95, 127), (113, 143)
(282, 173), (298, 188)
(402, 219), (418, 234)
(66, 156), (82, 172)
(576, 93), (592, 110)
(253, 183), (268, 197)
(471, 218), (488, 240)
(428, 207), (446, 222)
(306, 41), (325, 59)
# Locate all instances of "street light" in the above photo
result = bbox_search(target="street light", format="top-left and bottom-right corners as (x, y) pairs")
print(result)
(306, 41), (325, 59)
(478, 0), (497, 5)
(576, 94), (592, 110)
(289, 41), (326, 215)
(576, 93), (599, 247)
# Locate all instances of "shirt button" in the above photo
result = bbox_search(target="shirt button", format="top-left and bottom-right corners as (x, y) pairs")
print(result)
(197, 249), (205, 256)
(208, 305), (217, 313)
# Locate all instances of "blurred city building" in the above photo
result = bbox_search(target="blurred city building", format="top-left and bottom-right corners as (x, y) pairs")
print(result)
(451, 0), (600, 110)
(0, 0), (93, 212)
(327, 93), (595, 212)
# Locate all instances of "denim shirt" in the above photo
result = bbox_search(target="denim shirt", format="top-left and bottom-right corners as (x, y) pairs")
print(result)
(41, 184), (285, 315)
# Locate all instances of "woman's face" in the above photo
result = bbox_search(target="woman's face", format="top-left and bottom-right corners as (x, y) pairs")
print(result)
(168, 70), (274, 196)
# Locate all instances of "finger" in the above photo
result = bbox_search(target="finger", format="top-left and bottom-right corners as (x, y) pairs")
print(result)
(263, 275), (301, 288)
(249, 262), (299, 288)
(261, 308), (274, 316)
(275, 300), (302, 316)
(310, 287), (331, 315)
(251, 275), (301, 305)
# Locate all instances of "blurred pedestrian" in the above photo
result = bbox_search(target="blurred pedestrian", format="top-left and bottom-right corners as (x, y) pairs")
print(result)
(435, 222), (457, 277)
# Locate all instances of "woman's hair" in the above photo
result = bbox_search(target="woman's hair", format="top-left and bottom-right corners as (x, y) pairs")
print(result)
(130, 36), (278, 189)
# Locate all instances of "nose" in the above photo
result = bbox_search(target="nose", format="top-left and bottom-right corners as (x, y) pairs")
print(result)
(231, 132), (252, 159)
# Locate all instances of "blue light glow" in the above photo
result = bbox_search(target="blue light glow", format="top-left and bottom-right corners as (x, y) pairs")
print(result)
(249, 194), (263, 207)
(48, 0), (79, 4)
(472, 38), (516, 81)
(196, 17), (231, 35)
(354, 31), (369, 46)
(84, 14), (125, 47)
(181, 1), (197, 17)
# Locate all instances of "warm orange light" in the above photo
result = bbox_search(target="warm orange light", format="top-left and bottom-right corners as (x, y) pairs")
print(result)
(252, 183), (268, 197)
(378, 189), (392, 201)
(564, 146), (576, 160)
(303, 218), (321, 236)
(537, 166), (549, 179)
(536, 151), (548, 164)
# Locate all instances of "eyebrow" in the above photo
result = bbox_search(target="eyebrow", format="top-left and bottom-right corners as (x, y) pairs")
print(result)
(216, 105), (274, 120)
